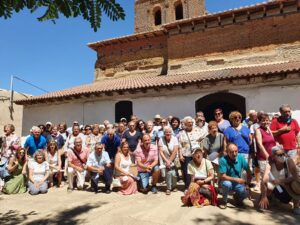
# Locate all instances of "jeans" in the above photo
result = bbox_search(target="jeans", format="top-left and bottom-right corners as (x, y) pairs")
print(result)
(180, 156), (193, 189)
(28, 181), (48, 195)
(166, 169), (177, 190)
(221, 180), (247, 203)
(138, 165), (159, 189)
(286, 149), (297, 159)
(91, 167), (113, 191)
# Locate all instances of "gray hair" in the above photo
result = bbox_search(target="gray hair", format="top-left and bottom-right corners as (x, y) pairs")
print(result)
(183, 116), (193, 124)
(279, 104), (291, 112)
(163, 126), (172, 133)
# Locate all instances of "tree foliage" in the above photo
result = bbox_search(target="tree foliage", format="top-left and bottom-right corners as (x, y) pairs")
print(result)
(0, 0), (125, 31)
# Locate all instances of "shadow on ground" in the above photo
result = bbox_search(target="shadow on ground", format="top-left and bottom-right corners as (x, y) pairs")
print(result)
(25, 201), (108, 225)
(0, 202), (107, 225)
(192, 203), (300, 225)
(0, 210), (38, 225)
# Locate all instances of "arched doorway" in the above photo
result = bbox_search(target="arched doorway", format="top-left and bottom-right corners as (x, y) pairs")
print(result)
(195, 92), (246, 122)
(175, 1), (183, 20)
(115, 101), (133, 123)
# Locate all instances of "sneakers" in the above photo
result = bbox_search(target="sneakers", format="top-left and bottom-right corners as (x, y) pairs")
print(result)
(293, 208), (300, 215)
(151, 186), (158, 194)
(166, 189), (171, 195)
(67, 188), (73, 193)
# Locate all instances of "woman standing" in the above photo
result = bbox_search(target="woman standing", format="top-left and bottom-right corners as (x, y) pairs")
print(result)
(178, 116), (203, 190)
(224, 111), (251, 162)
(47, 140), (62, 187)
(28, 150), (49, 195)
(3, 148), (27, 194)
(203, 121), (225, 158)
(137, 120), (146, 134)
(114, 141), (138, 195)
(145, 121), (158, 145)
(159, 127), (178, 195)
(256, 113), (276, 179)
(2, 124), (21, 159)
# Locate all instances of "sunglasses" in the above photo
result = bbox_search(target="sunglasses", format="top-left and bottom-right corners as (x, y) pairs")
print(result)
(276, 153), (285, 157)
(233, 116), (241, 120)
(215, 112), (222, 116)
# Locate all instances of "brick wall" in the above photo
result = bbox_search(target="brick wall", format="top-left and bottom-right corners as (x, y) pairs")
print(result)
(167, 13), (300, 59)
(134, 0), (205, 33)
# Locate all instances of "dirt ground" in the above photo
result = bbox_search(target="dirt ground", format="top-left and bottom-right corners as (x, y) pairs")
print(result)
(1, 183), (299, 225)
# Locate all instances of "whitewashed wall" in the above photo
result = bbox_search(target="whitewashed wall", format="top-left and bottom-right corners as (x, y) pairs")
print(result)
(22, 84), (300, 136)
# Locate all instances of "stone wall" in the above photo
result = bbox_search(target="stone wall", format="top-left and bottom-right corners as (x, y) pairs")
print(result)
(134, 0), (205, 33)
(94, 34), (168, 80)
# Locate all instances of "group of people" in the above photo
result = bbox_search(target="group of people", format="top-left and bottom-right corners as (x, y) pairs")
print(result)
(0, 104), (299, 214)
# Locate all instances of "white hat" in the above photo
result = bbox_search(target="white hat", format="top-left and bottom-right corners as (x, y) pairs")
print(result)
(46, 121), (52, 126)
(154, 114), (161, 119)
(191, 144), (203, 155)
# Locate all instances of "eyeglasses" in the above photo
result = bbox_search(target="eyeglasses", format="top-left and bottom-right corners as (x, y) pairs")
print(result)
(233, 116), (241, 120)
(214, 112), (222, 116)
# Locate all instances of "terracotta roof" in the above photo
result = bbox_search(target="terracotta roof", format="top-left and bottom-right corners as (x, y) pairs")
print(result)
(15, 61), (300, 105)
(88, 0), (299, 49)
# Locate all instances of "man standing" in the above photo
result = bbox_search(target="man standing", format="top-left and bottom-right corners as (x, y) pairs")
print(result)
(67, 137), (89, 191)
(87, 143), (113, 193)
(24, 126), (47, 157)
(219, 143), (252, 209)
(135, 134), (160, 194)
(271, 104), (300, 158)
(100, 128), (121, 161)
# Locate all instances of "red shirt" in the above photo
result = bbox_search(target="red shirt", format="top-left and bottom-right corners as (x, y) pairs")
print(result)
(270, 118), (300, 150)
(68, 147), (89, 168)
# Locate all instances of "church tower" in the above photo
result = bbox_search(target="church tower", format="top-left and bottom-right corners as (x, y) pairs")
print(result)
(134, 0), (206, 33)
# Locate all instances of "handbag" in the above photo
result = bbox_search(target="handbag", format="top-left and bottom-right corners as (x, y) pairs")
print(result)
(112, 177), (122, 188)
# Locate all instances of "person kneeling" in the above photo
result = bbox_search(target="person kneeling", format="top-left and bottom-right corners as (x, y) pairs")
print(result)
(67, 137), (89, 191)
(259, 146), (300, 215)
(87, 143), (113, 194)
(28, 150), (49, 195)
(135, 134), (160, 194)
(181, 146), (217, 207)
(219, 143), (252, 209)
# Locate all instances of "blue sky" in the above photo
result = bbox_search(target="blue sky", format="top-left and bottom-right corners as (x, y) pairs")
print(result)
(0, 0), (266, 96)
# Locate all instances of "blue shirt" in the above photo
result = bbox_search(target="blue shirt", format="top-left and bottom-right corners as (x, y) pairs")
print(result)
(218, 120), (231, 133)
(219, 154), (249, 178)
(100, 134), (121, 159)
(24, 135), (47, 156)
(224, 126), (250, 154)
(87, 150), (111, 167)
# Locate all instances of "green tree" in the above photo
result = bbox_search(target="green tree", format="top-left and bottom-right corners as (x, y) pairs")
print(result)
(0, 0), (125, 31)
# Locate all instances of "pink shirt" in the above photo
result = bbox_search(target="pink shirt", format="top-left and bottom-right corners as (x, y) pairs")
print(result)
(67, 147), (89, 168)
(135, 144), (158, 172)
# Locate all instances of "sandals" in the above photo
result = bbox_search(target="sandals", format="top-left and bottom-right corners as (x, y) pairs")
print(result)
(218, 202), (227, 209)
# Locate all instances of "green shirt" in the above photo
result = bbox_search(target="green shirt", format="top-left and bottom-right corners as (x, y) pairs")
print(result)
(219, 154), (249, 178)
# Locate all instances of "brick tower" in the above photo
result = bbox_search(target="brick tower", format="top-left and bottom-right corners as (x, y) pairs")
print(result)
(134, 0), (206, 33)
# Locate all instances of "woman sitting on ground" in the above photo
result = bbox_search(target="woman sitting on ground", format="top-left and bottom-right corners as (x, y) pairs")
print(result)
(28, 150), (49, 195)
(3, 147), (27, 194)
(114, 141), (138, 195)
(47, 140), (62, 187)
(159, 127), (179, 195)
(182, 145), (217, 207)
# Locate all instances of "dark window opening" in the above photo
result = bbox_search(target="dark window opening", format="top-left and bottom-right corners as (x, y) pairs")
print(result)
(175, 3), (183, 20)
(115, 101), (133, 123)
(195, 92), (246, 121)
(154, 9), (162, 25)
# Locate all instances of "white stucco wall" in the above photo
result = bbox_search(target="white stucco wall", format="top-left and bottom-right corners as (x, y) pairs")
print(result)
(22, 84), (300, 136)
